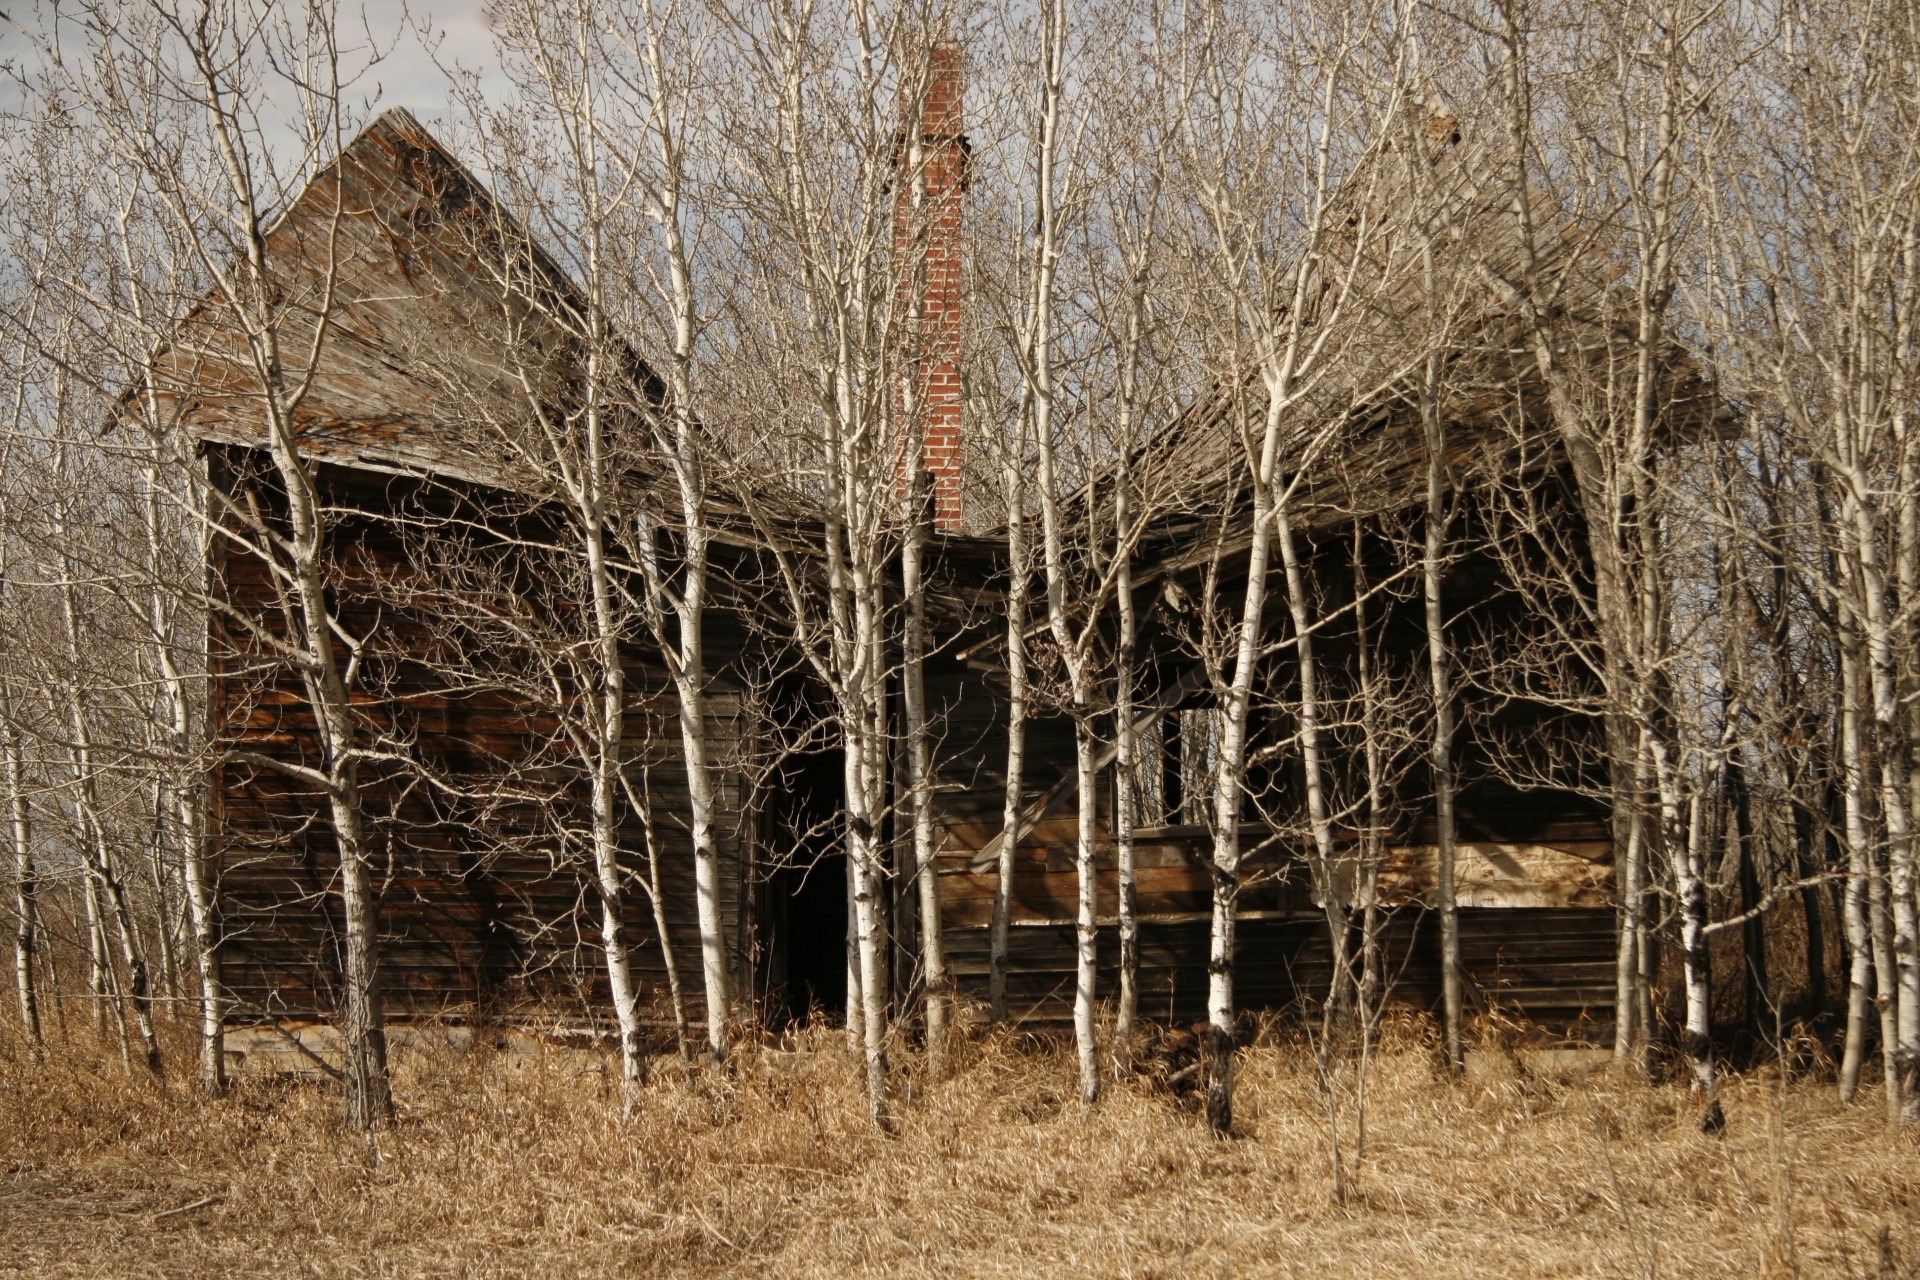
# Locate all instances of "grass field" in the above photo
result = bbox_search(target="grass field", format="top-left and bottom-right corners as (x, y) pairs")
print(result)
(1, 1015), (1915, 1278)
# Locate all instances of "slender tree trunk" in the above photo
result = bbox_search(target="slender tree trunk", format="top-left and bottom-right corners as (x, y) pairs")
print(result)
(147, 460), (224, 1092)
(330, 789), (391, 1133)
(1838, 445), (1919, 1122)
(1203, 404), (1282, 1135)
(638, 5), (731, 1069)
(1829, 214), (1920, 1123)
(1023, 0), (1101, 1104)
(3, 718), (39, 1057)
(145, 790), (180, 1012)
(1679, 791), (1719, 1125)
(1203, 840), (1239, 1136)
(1420, 344), (1464, 1074)
(903, 480), (948, 1075)
(1876, 691), (1918, 1122)
(990, 515), (1029, 1023)
(831, 524), (893, 1125)
(845, 692), (892, 1126)
(845, 837), (865, 1054)
(665, 437), (729, 1073)
(281, 458), (392, 1131)
(1620, 745), (1656, 1069)
(1113, 535), (1140, 1063)
(94, 888), (130, 1072)
(1273, 501), (1349, 1042)
(1836, 543), (1902, 1118)
(584, 507), (648, 1097)
(589, 760), (649, 1094)
(635, 775), (692, 1061)
(218, 290), (395, 1130)
(81, 855), (107, 1034)
(680, 671), (732, 1065)
(1869, 840), (1902, 1121)
(890, 49), (951, 1075)
(1071, 707), (1100, 1104)
(177, 782), (223, 1093)
(1840, 666), (1877, 1102)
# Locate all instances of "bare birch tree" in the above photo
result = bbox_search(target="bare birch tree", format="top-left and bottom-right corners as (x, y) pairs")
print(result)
(1001, 0), (1108, 1104)
(716, 0), (962, 1124)
(17, 0), (404, 1129)
(1707, 0), (1920, 1118)
(1166, 0), (1411, 1133)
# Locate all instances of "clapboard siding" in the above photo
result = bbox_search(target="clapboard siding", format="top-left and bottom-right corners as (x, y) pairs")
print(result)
(916, 509), (1620, 1037)
(942, 910), (1618, 1033)
(210, 448), (750, 1024)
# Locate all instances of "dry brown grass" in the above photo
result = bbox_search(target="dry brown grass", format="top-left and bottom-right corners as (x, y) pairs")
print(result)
(2, 1013), (1916, 1279)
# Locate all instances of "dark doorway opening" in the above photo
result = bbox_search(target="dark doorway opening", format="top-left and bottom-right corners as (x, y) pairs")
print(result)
(768, 749), (847, 1025)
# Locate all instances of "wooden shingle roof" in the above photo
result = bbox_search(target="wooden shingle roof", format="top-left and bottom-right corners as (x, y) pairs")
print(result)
(148, 108), (608, 492)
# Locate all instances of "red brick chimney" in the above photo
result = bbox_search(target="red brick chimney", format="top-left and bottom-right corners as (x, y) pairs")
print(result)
(893, 41), (966, 535)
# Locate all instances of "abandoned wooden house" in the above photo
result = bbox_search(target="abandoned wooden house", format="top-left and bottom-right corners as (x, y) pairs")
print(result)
(169, 61), (1696, 1048)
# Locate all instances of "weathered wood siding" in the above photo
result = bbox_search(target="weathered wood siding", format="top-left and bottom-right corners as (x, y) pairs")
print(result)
(919, 518), (1619, 1038)
(210, 448), (750, 1026)
(939, 911), (1617, 1032)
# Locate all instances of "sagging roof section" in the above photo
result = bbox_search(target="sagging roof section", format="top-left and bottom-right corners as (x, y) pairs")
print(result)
(1136, 110), (1721, 536)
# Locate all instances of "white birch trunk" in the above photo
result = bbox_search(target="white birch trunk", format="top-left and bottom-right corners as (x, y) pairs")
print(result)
(1024, 0), (1100, 1104)
(635, 8), (732, 1065)
(1616, 789), (1649, 1067)
(902, 503), (949, 1073)
(1202, 390), (1286, 1134)
(143, 458), (224, 1091)
(0, 489), (40, 1056)
(3, 715), (39, 1057)
(580, 367), (650, 1095)
(894, 93), (948, 1073)
(1678, 791), (1718, 1123)
(1070, 713), (1100, 1104)
(1273, 500), (1349, 1039)
(1113, 522), (1140, 1061)
(1419, 332), (1464, 1074)
(1838, 614), (1878, 1102)
(989, 498), (1029, 1023)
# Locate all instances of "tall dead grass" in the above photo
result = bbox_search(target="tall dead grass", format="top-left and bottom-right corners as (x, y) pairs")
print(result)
(1, 1012), (1915, 1279)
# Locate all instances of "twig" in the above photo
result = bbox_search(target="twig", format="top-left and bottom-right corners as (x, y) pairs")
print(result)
(151, 1195), (218, 1221)
(256, 1019), (347, 1081)
(687, 1204), (740, 1250)
(1702, 872), (1850, 936)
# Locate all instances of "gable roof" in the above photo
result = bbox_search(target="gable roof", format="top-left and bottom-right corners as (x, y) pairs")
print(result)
(148, 108), (615, 492)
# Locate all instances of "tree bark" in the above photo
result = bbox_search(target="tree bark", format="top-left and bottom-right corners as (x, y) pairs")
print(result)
(1420, 336), (1464, 1075)
(3, 717), (39, 1058)
(989, 506), (1029, 1024)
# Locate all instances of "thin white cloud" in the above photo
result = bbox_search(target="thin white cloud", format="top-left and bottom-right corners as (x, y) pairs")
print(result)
(360, 1), (510, 133)
(0, 1), (509, 169)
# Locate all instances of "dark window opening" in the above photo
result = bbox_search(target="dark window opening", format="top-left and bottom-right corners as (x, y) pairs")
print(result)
(1128, 706), (1226, 827)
